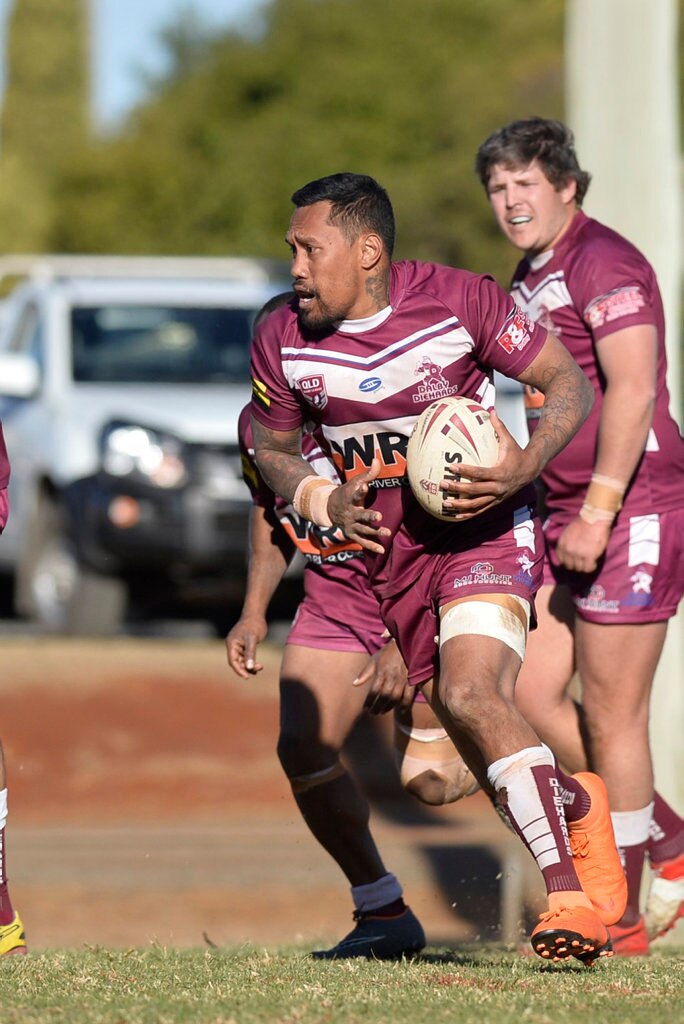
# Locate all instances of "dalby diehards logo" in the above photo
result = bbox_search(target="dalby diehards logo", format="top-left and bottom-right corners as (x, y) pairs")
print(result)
(413, 356), (457, 404)
(623, 568), (654, 609)
(297, 373), (328, 410)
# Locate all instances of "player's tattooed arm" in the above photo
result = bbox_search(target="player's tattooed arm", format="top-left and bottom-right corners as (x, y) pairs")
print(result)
(516, 332), (594, 474)
(250, 417), (310, 501)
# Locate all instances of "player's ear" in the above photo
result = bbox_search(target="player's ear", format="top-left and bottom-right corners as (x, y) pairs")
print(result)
(360, 232), (384, 270)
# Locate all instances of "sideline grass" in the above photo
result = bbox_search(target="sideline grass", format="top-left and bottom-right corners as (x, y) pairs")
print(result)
(0, 944), (682, 1024)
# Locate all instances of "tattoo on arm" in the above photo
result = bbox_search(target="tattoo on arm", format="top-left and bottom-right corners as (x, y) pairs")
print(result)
(519, 352), (594, 470)
(251, 417), (310, 502)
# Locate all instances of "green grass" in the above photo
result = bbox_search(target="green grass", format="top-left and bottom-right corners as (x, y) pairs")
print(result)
(0, 945), (682, 1024)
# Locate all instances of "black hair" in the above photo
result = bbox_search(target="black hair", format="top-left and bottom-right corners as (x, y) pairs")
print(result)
(475, 117), (591, 206)
(291, 172), (395, 257)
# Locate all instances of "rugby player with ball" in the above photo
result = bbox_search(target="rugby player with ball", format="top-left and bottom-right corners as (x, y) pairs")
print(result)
(250, 171), (628, 964)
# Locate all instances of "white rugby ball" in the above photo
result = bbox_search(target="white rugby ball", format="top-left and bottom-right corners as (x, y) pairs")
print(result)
(406, 396), (499, 521)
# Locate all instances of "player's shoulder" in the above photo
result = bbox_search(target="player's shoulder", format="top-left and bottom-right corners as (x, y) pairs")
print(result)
(394, 259), (499, 306)
(567, 212), (650, 274)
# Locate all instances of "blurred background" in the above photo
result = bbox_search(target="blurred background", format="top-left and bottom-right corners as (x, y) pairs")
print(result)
(0, 0), (681, 948)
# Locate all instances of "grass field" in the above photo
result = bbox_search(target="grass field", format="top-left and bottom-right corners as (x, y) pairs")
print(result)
(0, 944), (682, 1024)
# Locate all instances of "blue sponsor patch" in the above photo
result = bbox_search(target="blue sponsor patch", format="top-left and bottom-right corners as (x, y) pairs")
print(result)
(359, 377), (382, 393)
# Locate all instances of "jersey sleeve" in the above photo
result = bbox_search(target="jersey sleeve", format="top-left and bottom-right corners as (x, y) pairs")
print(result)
(249, 309), (306, 431)
(567, 237), (658, 343)
(460, 274), (549, 378)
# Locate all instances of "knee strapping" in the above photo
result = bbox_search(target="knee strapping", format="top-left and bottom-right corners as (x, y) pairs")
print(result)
(289, 761), (346, 794)
(394, 721), (480, 803)
(439, 596), (530, 661)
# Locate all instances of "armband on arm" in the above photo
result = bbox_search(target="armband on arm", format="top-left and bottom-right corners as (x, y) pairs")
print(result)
(578, 473), (626, 526)
(293, 475), (337, 527)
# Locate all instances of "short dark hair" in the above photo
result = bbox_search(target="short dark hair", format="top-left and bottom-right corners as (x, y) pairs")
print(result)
(291, 172), (395, 257)
(475, 117), (592, 206)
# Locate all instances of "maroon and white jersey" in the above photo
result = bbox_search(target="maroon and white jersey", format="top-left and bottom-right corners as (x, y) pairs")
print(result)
(513, 210), (684, 518)
(237, 405), (383, 634)
(0, 424), (9, 531)
(250, 260), (547, 595)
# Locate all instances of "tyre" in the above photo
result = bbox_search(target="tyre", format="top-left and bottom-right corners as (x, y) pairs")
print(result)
(15, 496), (127, 635)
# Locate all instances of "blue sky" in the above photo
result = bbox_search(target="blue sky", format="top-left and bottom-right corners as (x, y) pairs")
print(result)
(0, 0), (263, 129)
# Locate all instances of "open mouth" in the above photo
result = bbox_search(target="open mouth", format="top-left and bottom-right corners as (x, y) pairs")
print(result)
(295, 288), (316, 306)
(510, 216), (532, 225)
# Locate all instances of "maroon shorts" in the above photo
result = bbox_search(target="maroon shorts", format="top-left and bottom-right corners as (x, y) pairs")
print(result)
(287, 597), (386, 655)
(544, 507), (684, 624)
(379, 513), (544, 687)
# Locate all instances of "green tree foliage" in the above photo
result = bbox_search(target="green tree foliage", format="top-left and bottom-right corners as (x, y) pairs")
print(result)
(48, 0), (564, 282)
(0, 0), (89, 251)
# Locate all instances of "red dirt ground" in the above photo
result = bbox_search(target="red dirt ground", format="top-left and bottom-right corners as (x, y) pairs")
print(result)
(0, 637), (548, 949)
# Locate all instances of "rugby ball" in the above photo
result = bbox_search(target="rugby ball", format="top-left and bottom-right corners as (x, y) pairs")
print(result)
(406, 396), (499, 521)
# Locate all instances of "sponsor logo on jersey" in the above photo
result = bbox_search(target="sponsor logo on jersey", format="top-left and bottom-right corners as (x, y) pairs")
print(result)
(584, 286), (646, 329)
(412, 356), (458, 404)
(452, 562), (513, 589)
(297, 373), (329, 410)
(251, 377), (270, 409)
(497, 306), (533, 354)
(575, 584), (620, 614)
(359, 376), (383, 393)
(329, 431), (408, 480)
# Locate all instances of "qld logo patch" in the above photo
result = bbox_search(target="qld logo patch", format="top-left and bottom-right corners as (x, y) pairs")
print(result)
(297, 374), (328, 410)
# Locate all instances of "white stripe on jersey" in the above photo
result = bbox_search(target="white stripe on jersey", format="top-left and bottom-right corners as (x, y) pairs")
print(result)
(284, 325), (476, 405)
(281, 315), (460, 367)
(512, 273), (572, 320)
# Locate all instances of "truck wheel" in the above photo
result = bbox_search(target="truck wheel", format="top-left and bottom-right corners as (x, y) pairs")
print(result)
(16, 497), (127, 635)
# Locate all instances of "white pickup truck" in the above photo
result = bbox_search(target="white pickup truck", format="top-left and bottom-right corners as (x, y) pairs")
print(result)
(0, 255), (290, 634)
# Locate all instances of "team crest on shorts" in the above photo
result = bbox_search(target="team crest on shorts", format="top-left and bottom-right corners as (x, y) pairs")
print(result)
(297, 373), (328, 410)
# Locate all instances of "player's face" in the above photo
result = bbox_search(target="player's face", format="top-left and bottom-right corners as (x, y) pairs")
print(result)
(287, 201), (374, 330)
(486, 159), (577, 257)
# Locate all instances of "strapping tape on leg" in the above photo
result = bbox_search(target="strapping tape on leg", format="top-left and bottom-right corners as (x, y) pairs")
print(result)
(439, 596), (529, 661)
(394, 722), (479, 801)
(289, 761), (346, 794)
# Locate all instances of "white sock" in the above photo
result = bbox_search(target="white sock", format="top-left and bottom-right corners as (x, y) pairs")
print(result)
(0, 789), (7, 831)
(351, 872), (403, 913)
(611, 803), (654, 848)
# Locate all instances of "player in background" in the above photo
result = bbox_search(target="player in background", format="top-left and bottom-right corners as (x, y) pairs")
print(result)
(249, 171), (628, 965)
(476, 117), (684, 955)
(0, 423), (27, 956)
(227, 296), (475, 959)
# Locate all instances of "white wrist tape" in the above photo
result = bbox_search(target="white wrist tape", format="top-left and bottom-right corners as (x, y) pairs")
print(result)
(292, 475), (336, 527)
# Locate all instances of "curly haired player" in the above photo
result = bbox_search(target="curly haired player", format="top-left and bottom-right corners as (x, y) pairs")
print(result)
(476, 116), (684, 955)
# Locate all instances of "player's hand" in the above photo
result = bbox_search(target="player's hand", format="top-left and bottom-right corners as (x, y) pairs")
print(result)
(556, 516), (611, 573)
(327, 458), (392, 554)
(439, 411), (533, 519)
(352, 639), (413, 714)
(225, 614), (268, 678)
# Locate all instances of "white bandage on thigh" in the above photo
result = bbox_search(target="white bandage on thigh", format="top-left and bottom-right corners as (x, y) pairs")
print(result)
(289, 761), (346, 794)
(394, 721), (480, 802)
(439, 596), (530, 662)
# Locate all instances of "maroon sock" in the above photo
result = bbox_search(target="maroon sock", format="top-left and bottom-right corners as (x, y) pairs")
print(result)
(554, 767), (592, 823)
(0, 827), (14, 926)
(648, 792), (684, 866)
(619, 840), (648, 926)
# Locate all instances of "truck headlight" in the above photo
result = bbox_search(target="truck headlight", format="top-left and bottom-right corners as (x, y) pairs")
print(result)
(100, 423), (188, 489)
